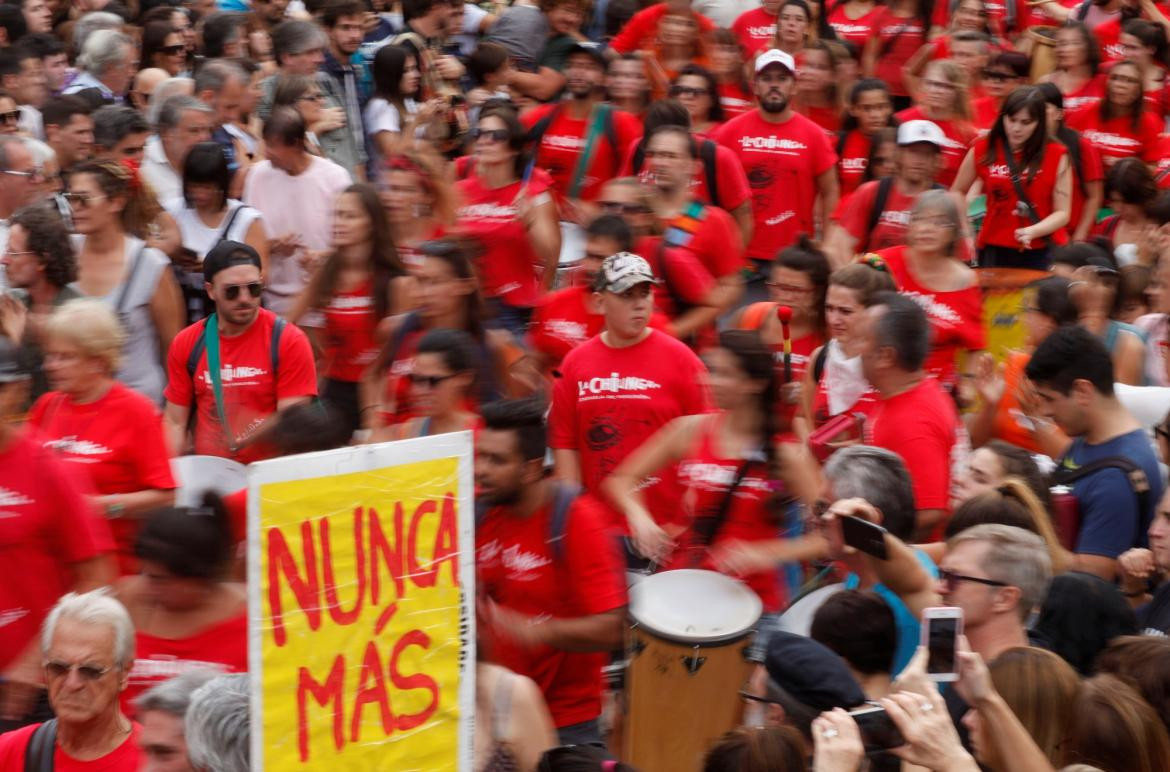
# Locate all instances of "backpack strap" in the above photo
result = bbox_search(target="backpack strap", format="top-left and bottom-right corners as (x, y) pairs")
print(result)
(1051, 455), (1151, 515)
(270, 316), (286, 376)
(601, 105), (618, 156)
(865, 176), (896, 246)
(525, 103), (563, 149)
(699, 139), (720, 209)
(812, 344), (828, 384)
(546, 481), (580, 565)
(186, 318), (209, 379)
(24, 718), (57, 772)
(631, 140), (646, 174)
(835, 130), (848, 159)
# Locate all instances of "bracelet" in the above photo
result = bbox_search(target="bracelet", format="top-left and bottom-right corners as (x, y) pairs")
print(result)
(360, 404), (383, 414)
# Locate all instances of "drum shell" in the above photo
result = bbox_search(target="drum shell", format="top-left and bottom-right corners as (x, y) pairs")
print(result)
(1029, 26), (1058, 81)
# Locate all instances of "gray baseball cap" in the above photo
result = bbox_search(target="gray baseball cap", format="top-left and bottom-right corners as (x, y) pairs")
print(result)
(597, 252), (659, 293)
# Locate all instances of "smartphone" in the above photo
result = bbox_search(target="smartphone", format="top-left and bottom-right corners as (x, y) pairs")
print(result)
(848, 705), (905, 754)
(840, 515), (888, 560)
(921, 607), (963, 682)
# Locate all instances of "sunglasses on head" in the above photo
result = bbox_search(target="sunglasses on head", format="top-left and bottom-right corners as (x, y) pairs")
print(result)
(44, 660), (112, 681)
(222, 281), (263, 300)
(469, 127), (509, 143)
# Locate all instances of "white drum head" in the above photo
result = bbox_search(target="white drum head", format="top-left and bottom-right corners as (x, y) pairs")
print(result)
(775, 583), (844, 637)
(171, 455), (248, 508)
(630, 569), (762, 643)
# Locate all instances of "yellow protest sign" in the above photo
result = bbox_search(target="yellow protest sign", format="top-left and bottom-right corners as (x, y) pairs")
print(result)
(248, 434), (476, 771)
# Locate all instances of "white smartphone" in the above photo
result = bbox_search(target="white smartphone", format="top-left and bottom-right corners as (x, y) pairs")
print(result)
(921, 607), (963, 682)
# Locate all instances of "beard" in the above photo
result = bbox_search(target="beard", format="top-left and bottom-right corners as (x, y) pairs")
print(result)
(759, 92), (789, 114)
(479, 484), (522, 508)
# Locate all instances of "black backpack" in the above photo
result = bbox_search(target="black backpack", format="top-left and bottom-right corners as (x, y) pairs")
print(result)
(862, 177), (946, 249)
(23, 719), (57, 772)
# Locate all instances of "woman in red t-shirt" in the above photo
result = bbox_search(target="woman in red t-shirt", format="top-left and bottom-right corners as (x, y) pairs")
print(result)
(877, 190), (987, 395)
(604, 330), (825, 613)
(30, 299), (176, 577)
(1093, 158), (1160, 266)
(836, 80), (896, 196)
(954, 87), (1072, 270)
(288, 184), (409, 437)
(379, 149), (454, 272)
(115, 493), (247, 710)
(643, 10), (710, 100)
(670, 64), (725, 137)
(709, 29), (754, 119)
(1121, 19), (1170, 120)
(1067, 59), (1163, 169)
(1041, 22), (1106, 112)
(970, 51), (1030, 131)
(897, 59), (977, 187)
(456, 104), (559, 335)
(827, 0), (883, 50)
(794, 41), (843, 135)
(607, 54), (652, 117)
(862, 0), (930, 108)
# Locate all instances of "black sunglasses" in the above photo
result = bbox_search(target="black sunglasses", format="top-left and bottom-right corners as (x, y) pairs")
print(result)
(469, 127), (510, 143)
(223, 281), (263, 300)
(669, 85), (709, 97)
(598, 201), (649, 216)
(408, 372), (458, 388)
(938, 568), (1009, 590)
(982, 69), (1016, 82)
(0, 109), (20, 125)
(160, 44), (186, 55)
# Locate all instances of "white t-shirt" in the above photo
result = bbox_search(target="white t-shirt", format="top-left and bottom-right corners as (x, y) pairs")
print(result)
(363, 97), (418, 171)
(163, 198), (263, 261)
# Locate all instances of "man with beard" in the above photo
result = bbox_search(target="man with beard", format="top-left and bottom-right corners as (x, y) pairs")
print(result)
(161, 240), (317, 462)
(475, 397), (626, 748)
(319, 0), (368, 180)
(522, 41), (641, 207)
(712, 49), (837, 286)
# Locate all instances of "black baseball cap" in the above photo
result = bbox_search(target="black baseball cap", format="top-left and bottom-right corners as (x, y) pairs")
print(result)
(566, 41), (607, 67)
(203, 240), (262, 282)
(764, 631), (868, 712)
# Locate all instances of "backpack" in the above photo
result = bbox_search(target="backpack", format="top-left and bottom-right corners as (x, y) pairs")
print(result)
(655, 201), (709, 344)
(1050, 455), (1151, 550)
(631, 138), (722, 208)
(23, 719), (57, 772)
(526, 102), (619, 158)
(475, 481), (580, 564)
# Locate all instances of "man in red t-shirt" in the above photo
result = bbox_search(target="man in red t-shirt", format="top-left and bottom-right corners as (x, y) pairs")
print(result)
(162, 241), (318, 464)
(0, 591), (142, 770)
(476, 399), (626, 745)
(521, 43), (642, 207)
(712, 49), (838, 273)
(609, 0), (716, 53)
(731, 0), (781, 55)
(825, 119), (945, 267)
(856, 292), (966, 541)
(0, 339), (115, 734)
(549, 252), (710, 541)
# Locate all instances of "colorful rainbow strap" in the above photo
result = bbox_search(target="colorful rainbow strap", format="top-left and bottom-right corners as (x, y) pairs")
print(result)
(662, 200), (708, 249)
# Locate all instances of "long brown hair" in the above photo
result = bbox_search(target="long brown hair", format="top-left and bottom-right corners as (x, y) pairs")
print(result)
(987, 647), (1079, 767)
(68, 159), (162, 240)
(306, 184), (405, 320)
(1062, 674), (1170, 772)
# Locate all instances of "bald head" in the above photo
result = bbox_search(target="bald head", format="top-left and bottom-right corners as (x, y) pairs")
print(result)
(130, 67), (168, 113)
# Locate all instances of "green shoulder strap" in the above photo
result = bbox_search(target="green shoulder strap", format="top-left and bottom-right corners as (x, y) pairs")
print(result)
(568, 103), (612, 200)
(203, 312), (237, 454)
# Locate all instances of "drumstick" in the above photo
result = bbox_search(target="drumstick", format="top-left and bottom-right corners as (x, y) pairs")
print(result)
(776, 305), (793, 383)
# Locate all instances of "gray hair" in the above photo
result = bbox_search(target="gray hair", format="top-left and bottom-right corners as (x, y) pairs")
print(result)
(0, 135), (27, 172)
(156, 94), (212, 133)
(186, 673), (250, 772)
(77, 29), (132, 77)
(134, 670), (219, 718)
(22, 137), (54, 169)
(41, 589), (135, 670)
(912, 189), (964, 252)
(193, 59), (247, 96)
(146, 78), (195, 126)
(72, 11), (123, 55)
(948, 524), (1053, 621)
(824, 445), (917, 542)
(867, 290), (930, 373)
(271, 19), (326, 65)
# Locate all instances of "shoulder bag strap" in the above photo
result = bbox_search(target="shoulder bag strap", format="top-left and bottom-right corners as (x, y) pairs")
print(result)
(24, 718), (57, 772)
(546, 481), (580, 565)
(700, 140), (720, 208)
(112, 244), (147, 318)
(1000, 139), (1042, 224)
(203, 312), (237, 454)
(214, 203), (247, 246)
(567, 103), (612, 200)
(691, 455), (759, 559)
(865, 176), (896, 243)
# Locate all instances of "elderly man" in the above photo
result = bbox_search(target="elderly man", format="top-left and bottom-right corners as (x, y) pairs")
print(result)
(0, 136), (45, 289)
(141, 95), (213, 204)
(185, 674), (249, 772)
(134, 671), (216, 772)
(63, 29), (134, 103)
(0, 590), (137, 768)
(193, 60), (247, 174)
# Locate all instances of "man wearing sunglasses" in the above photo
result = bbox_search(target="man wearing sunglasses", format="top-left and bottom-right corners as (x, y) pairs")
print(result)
(162, 241), (317, 464)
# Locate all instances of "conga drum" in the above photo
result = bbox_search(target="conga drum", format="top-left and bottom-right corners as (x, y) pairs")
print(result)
(623, 570), (762, 771)
(171, 454), (248, 507)
(1029, 26), (1058, 82)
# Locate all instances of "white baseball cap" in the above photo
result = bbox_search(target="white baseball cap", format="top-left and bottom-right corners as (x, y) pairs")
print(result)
(598, 252), (659, 293)
(896, 120), (946, 149)
(755, 49), (796, 75)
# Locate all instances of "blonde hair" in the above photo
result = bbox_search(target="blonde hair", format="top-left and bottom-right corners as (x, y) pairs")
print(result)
(44, 298), (126, 374)
(925, 58), (972, 121)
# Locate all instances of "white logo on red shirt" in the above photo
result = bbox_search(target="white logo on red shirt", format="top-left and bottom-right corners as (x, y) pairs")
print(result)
(543, 134), (586, 151)
(831, 22), (869, 35)
(738, 136), (809, 153)
(545, 319), (588, 344)
(765, 211), (795, 226)
(478, 539), (553, 581)
(903, 290), (962, 326)
(679, 461), (772, 494)
(128, 656), (232, 685)
(43, 437), (112, 459)
(458, 202), (517, 220)
(1083, 130), (1140, 152)
(200, 364), (268, 385)
(0, 487), (33, 507)
(577, 372), (662, 397)
(746, 24), (775, 37)
(327, 295), (373, 311)
(0, 608), (29, 628)
(879, 210), (911, 227)
(841, 157), (867, 171)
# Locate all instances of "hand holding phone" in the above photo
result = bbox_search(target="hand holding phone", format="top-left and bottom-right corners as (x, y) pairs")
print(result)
(921, 607), (963, 682)
(847, 705), (905, 754)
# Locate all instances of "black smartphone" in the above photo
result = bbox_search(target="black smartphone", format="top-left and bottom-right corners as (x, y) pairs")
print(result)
(848, 705), (905, 754)
(840, 515), (889, 560)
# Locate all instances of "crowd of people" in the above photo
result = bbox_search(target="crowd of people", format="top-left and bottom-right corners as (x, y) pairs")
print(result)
(2, 0), (1170, 768)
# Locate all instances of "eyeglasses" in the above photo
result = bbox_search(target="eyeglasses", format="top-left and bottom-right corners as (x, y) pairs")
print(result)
(160, 44), (186, 56)
(469, 127), (509, 143)
(408, 372), (458, 388)
(982, 70), (1016, 82)
(766, 281), (813, 293)
(222, 281), (263, 300)
(938, 568), (1009, 591)
(1109, 74), (1142, 85)
(0, 109), (20, 125)
(911, 216), (956, 229)
(63, 192), (107, 208)
(669, 85), (709, 98)
(598, 201), (649, 215)
(3, 168), (42, 181)
(297, 92), (325, 103)
(44, 660), (113, 681)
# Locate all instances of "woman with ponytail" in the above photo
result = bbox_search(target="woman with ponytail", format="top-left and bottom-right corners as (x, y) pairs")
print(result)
(604, 330), (827, 622)
(114, 492), (247, 708)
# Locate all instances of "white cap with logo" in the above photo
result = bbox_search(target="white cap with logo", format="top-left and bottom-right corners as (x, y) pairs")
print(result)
(598, 252), (659, 293)
(896, 120), (946, 149)
(755, 48), (797, 75)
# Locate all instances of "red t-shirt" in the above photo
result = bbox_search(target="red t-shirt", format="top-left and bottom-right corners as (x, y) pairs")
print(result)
(664, 416), (785, 612)
(718, 82), (754, 119)
(837, 178), (918, 252)
(837, 130), (873, 197)
(28, 384), (175, 576)
(0, 431), (113, 670)
(456, 170), (553, 307)
(880, 246), (986, 391)
(122, 611), (248, 709)
(972, 135), (1070, 249)
(610, 3), (716, 53)
(1066, 105), (1163, 166)
(162, 309), (318, 464)
(731, 7), (776, 55)
(971, 96), (1000, 132)
(634, 234), (717, 320)
(1156, 134), (1170, 189)
(522, 104), (643, 203)
(828, 4), (883, 49)
(476, 492), (626, 727)
(712, 110), (837, 263)
(318, 279), (380, 383)
(871, 9), (927, 96)
(894, 106), (975, 187)
(528, 285), (671, 369)
(865, 376), (961, 513)
(1060, 74), (1106, 112)
(1096, 17), (1125, 64)
(619, 139), (752, 215)
(797, 103), (842, 135)
(549, 330), (711, 529)
(1064, 132), (1105, 232)
(0, 722), (142, 770)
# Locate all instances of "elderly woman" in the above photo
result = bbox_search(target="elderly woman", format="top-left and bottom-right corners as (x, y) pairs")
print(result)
(0, 590), (141, 768)
(28, 299), (176, 576)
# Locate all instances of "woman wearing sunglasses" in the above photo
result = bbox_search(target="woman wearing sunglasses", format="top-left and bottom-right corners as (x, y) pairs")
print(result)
(141, 21), (187, 78)
(67, 159), (183, 406)
(370, 328), (480, 442)
(455, 104), (559, 337)
(669, 64), (724, 137)
(0, 90), (20, 136)
(287, 183), (408, 437)
(971, 51), (1029, 131)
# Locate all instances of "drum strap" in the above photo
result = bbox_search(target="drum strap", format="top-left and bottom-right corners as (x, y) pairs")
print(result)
(690, 459), (757, 562)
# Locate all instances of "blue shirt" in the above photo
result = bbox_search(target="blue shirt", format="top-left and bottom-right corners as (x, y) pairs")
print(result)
(1062, 428), (1162, 558)
(845, 549), (938, 676)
